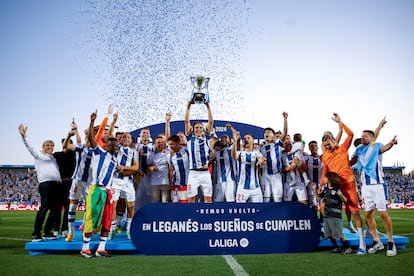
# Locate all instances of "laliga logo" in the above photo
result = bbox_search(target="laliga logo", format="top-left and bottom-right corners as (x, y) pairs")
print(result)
(208, 237), (250, 248)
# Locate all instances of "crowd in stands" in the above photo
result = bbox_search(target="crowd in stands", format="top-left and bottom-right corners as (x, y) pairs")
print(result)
(386, 174), (414, 203)
(1, 165), (413, 206)
(0, 169), (40, 205)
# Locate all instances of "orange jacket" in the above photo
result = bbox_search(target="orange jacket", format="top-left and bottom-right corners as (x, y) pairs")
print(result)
(320, 123), (354, 186)
(95, 117), (108, 149)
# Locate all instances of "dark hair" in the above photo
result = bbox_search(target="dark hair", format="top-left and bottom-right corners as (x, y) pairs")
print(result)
(167, 134), (180, 143)
(353, 138), (362, 147)
(326, 171), (341, 188)
(245, 133), (255, 139)
(263, 127), (276, 134)
(293, 133), (302, 142)
(363, 130), (375, 137)
(192, 121), (203, 128)
(308, 140), (317, 147)
(107, 137), (118, 143)
(214, 140), (225, 149)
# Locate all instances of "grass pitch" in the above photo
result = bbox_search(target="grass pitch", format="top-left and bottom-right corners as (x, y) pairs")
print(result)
(0, 210), (413, 275)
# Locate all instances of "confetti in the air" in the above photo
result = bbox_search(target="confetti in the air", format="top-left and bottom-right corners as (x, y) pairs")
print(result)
(81, 0), (251, 131)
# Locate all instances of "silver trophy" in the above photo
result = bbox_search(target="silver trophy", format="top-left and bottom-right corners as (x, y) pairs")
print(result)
(190, 75), (210, 104)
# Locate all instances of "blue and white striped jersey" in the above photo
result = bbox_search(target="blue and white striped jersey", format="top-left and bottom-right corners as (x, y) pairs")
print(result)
(115, 145), (138, 180)
(215, 147), (237, 184)
(168, 147), (190, 186)
(304, 154), (322, 184)
(237, 150), (263, 190)
(260, 140), (284, 174)
(187, 134), (211, 170)
(90, 145), (118, 187)
(72, 144), (93, 183)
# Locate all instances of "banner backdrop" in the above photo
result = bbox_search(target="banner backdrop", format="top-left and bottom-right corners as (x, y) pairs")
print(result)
(130, 120), (266, 145)
(130, 202), (321, 255)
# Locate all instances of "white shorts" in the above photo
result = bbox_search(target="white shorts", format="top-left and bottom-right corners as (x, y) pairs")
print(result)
(236, 187), (263, 203)
(68, 179), (90, 201)
(260, 172), (283, 202)
(187, 170), (212, 197)
(112, 178), (136, 202)
(361, 184), (388, 212)
(283, 181), (308, 202)
(214, 180), (236, 202)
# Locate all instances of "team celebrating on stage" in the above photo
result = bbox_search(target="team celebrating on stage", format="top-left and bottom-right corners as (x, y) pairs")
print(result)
(19, 100), (399, 257)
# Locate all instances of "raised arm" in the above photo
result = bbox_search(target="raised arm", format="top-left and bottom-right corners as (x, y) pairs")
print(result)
(380, 135), (397, 153)
(18, 124), (40, 159)
(88, 111), (98, 149)
(108, 112), (118, 138)
(18, 124), (27, 140)
(231, 128), (240, 160)
(280, 112), (288, 142)
(165, 112), (172, 139)
(332, 113), (353, 149)
(62, 131), (76, 152)
(71, 119), (82, 145)
(373, 116), (387, 141)
(205, 102), (214, 135)
(184, 102), (192, 136)
(335, 123), (343, 145)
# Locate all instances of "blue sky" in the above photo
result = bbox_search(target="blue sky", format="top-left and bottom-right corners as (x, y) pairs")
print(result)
(1, 0), (413, 172)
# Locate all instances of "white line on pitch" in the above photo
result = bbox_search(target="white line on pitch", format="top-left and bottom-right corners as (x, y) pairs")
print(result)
(396, 232), (414, 236)
(0, 237), (31, 241)
(390, 216), (414, 222)
(222, 255), (249, 276)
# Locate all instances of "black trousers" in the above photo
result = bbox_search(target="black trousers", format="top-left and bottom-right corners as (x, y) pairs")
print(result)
(33, 181), (59, 236)
(54, 180), (71, 232)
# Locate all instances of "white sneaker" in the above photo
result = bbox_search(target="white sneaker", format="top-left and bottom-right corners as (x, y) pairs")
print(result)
(61, 230), (68, 238)
(386, 242), (397, 257)
(368, 241), (384, 254)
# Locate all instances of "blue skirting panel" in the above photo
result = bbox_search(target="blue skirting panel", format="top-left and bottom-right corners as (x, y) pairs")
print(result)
(25, 223), (409, 256)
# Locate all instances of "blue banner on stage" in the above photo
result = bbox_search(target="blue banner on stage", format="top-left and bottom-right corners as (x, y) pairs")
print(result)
(130, 202), (321, 255)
